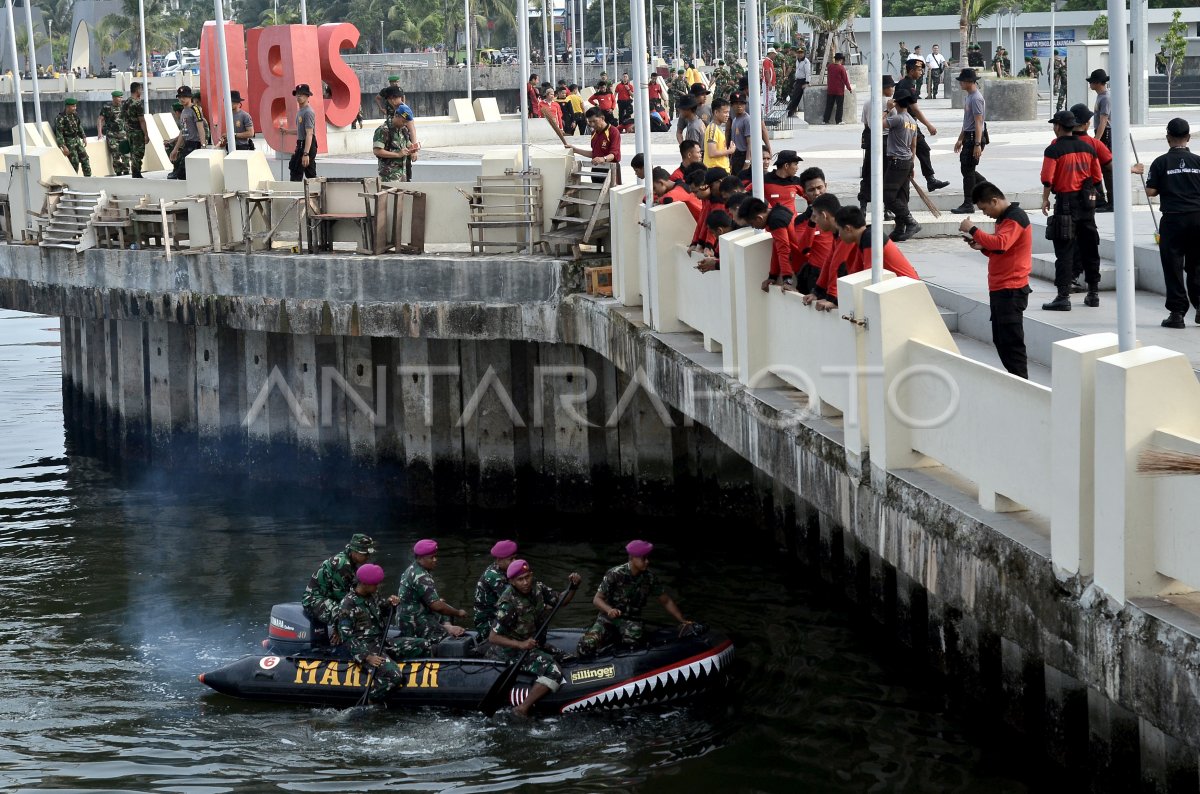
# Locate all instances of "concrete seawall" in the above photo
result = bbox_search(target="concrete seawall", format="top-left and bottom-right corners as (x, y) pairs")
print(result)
(3, 241), (1200, 790)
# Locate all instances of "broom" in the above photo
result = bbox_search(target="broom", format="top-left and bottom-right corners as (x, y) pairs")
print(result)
(1129, 134), (1160, 245)
(1136, 446), (1200, 476)
(910, 175), (941, 218)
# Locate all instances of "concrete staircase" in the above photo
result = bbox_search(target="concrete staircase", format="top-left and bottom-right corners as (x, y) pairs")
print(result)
(38, 189), (107, 252)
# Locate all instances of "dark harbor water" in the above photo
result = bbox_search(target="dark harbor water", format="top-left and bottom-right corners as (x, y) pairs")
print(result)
(0, 308), (1038, 792)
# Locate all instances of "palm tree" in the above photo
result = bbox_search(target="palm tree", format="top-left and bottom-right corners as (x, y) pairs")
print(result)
(778, 0), (861, 76)
(959, 0), (1009, 69)
(95, 15), (134, 70)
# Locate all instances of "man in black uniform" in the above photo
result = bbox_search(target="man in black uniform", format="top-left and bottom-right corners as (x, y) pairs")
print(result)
(1144, 118), (1200, 328)
(895, 59), (949, 193)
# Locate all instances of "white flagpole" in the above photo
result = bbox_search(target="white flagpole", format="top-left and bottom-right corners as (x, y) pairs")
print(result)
(1107, 0), (1135, 350)
(213, 0), (235, 154)
(22, 0), (40, 125)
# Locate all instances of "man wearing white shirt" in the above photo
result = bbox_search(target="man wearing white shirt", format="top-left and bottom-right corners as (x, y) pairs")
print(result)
(786, 49), (812, 117)
(924, 45), (948, 99)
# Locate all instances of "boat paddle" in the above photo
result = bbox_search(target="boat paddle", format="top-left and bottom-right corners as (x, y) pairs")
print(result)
(355, 602), (397, 708)
(478, 580), (577, 717)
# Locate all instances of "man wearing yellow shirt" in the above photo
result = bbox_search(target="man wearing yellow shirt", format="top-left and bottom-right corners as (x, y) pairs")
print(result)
(703, 99), (735, 170)
(567, 84), (587, 136)
(685, 62), (706, 90)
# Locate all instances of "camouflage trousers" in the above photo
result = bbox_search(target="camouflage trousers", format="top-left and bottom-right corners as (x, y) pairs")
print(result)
(64, 138), (91, 177)
(361, 640), (432, 702)
(576, 615), (644, 658)
(128, 131), (146, 177)
(493, 646), (563, 690)
(378, 158), (408, 182)
(363, 657), (405, 703)
(106, 137), (130, 176)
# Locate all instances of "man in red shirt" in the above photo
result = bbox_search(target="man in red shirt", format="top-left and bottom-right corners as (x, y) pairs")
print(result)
(958, 182), (1033, 378)
(615, 72), (635, 127)
(823, 53), (853, 125)
(794, 167), (833, 294)
(588, 81), (617, 123)
(565, 107), (621, 183)
(802, 194), (859, 310)
(834, 206), (920, 286)
(652, 167), (702, 220)
(1039, 110), (1103, 311)
(526, 73), (541, 118)
(762, 49), (777, 114)
(738, 196), (799, 292)
(764, 150), (805, 208)
(671, 140), (703, 181)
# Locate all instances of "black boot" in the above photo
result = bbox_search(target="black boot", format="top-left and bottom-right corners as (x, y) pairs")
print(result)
(1084, 291), (1099, 307)
(1162, 312), (1186, 329)
(926, 178), (949, 191)
(951, 179), (974, 213)
(1042, 292), (1072, 311)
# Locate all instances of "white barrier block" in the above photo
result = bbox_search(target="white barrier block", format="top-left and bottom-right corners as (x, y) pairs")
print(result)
(449, 98), (476, 123)
(473, 97), (502, 123)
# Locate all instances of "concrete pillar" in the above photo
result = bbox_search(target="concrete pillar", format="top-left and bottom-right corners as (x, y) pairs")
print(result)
(609, 185), (645, 308)
(195, 325), (221, 466)
(288, 333), (320, 453)
(336, 335), (381, 461)
(1092, 347), (1198, 603)
(396, 337), (435, 503)
(646, 202), (693, 333)
(427, 338), (465, 503)
(147, 321), (173, 447)
(459, 339), (518, 508)
(116, 320), (148, 458)
(183, 150), (227, 248)
(863, 278), (955, 480)
(242, 329), (271, 451)
(538, 342), (592, 510)
(1130, 0), (1149, 125)
(1049, 333), (1119, 578)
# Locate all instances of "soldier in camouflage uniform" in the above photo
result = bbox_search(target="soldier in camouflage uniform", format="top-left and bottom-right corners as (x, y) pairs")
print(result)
(301, 532), (375, 641)
(668, 69), (689, 117)
(336, 563), (430, 704)
(576, 540), (691, 658)
(396, 538), (469, 640)
(53, 98), (90, 176)
(488, 559), (582, 717)
(709, 60), (732, 102)
(473, 539), (519, 639)
(1054, 56), (1068, 112)
(122, 82), (148, 178)
(97, 90), (129, 175)
(779, 46), (797, 105)
(372, 110), (412, 182)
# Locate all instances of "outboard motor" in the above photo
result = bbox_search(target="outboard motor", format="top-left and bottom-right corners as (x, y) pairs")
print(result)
(266, 603), (316, 654)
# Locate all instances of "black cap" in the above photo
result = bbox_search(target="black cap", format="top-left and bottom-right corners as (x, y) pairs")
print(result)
(955, 68), (978, 83)
(229, 90), (243, 103)
(1167, 117), (1190, 138)
(381, 86), (401, 99)
(678, 95), (699, 111)
(292, 83), (313, 97)
(689, 83), (710, 96)
(1070, 103), (1093, 126)
(176, 86), (193, 98)
(775, 150), (803, 165)
(1086, 69), (1109, 84)
(1050, 110), (1078, 128)
(729, 92), (747, 104)
(893, 89), (918, 107)
(882, 75), (896, 89)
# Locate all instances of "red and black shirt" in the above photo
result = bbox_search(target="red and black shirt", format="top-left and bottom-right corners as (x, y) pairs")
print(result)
(1040, 135), (1102, 194)
(969, 203), (1032, 291)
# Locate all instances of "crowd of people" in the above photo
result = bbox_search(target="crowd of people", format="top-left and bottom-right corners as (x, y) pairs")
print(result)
(301, 533), (694, 716)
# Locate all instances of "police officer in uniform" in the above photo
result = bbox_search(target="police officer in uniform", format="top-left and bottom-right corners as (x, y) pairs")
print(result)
(1144, 118), (1200, 328)
(882, 89), (921, 242)
(288, 83), (318, 181)
(895, 59), (949, 193)
(951, 68), (987, 214)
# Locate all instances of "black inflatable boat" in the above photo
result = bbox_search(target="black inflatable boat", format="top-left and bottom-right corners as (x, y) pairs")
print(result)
(199, 603), (734, 714)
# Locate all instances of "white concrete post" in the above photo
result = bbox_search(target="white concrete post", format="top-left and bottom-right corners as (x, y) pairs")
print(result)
(213, 0), (236, 154)
(4, 0), (28, 240)
(1130, 0), (1148, 125)
(868, 0), (882, 283)
(745, 0), (763, 199)
(1092, 347), (1197, 604)
(1107, 0), (1136, 351)
(1049, 333), (1119, 578)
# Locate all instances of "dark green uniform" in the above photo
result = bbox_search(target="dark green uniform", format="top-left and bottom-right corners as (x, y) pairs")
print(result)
(302, 548), (357, 627)
(99, 101), (129, 175)
(53, 109), (90, 176)
(710, 65), (732, 102)
(336, 590), (430, 703)
(122, 97), (146, 177)
(396, 562), (449, 639)
(472, 563), (508, 639)
(668, 74), (689, 116)
(576, 562), (664, 657)
(1054, 60), (1068, 111)
(490, 581), (564, 689)
(373, 121), (410, 182)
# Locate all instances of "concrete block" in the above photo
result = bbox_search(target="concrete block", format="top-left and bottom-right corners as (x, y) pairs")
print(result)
(448, 98), (476, 123)
(801, 86), (857, 126)
(223, 150), (274, 192)
(472, 97), (501, 122)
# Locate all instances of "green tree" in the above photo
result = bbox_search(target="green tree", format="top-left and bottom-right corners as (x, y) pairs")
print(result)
(958, 0), (1011, 68)
(1087, 13), (1106, 40)
(1157, 8), (1187, 105)
(95, 15), (134, 70)
(771, 0), (862, 74)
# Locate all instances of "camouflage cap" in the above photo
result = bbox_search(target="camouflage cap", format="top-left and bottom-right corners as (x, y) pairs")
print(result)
(347, 533), (376, 554)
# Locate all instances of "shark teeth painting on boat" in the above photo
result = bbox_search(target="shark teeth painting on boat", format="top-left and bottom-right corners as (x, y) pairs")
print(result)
(560, 642), (734, 713)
